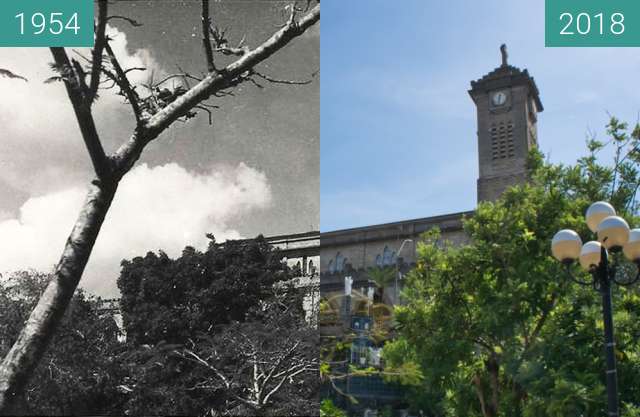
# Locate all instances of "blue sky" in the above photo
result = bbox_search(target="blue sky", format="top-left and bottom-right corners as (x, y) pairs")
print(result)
(321, 0), (640, 231)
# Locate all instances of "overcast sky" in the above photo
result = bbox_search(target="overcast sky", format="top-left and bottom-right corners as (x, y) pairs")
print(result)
(0, 1), (319, 296)
(321, 0), (640, 231)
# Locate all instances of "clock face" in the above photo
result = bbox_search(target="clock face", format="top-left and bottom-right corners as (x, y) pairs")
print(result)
(492, 91), (507, 106)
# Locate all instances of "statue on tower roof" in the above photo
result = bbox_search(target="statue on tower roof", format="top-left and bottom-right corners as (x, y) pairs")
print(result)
(500, 43), (508, 67)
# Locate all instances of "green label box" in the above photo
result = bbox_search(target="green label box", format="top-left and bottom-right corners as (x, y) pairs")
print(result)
(546, 0), (640, 46)
(0, 0), (93, 47)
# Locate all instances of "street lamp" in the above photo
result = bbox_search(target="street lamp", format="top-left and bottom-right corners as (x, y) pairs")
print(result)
(551, 201), (640, 417)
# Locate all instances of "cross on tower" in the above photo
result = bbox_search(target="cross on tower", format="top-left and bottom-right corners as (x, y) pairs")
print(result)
(500, 43), (508, 67)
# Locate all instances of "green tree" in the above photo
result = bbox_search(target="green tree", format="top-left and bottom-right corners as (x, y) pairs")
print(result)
(320, 398), (347, 417)
(386, 118), (640, 417)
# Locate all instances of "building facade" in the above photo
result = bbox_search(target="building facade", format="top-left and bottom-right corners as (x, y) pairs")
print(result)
(319, 45), (543, 417)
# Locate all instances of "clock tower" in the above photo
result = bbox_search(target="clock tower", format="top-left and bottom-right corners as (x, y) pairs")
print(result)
(469, 44), (543, 202)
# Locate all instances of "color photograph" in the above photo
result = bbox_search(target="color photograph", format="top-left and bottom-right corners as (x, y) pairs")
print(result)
(320, 1), (640, 417)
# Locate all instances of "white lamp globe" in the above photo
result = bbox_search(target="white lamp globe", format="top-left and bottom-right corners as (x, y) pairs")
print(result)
(586, 201), (616, 233)
(579, 241), (602, 271)
(623, 228), (640, 262)
(596, 215), (630, 250)
(551, 229), (582, 263)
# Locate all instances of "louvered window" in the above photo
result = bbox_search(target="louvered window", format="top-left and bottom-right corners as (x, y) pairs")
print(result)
(491, 121), (515, 160)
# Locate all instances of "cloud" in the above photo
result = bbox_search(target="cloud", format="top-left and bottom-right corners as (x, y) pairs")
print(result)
(0, 25), (163, 197)
(0, 162), (271, 296)
(104, 25), (162, 87)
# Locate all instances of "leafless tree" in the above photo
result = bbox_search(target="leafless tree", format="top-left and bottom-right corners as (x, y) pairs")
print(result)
(0, 1), (319, 412)
(175, 330), (318, 415)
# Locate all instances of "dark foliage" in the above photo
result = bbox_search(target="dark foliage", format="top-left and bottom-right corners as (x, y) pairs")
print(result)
(1, 235), (317, 416)
(118, 236), (289, 346)
(0, 271), (124, 415)
(116, 235), (318, 416)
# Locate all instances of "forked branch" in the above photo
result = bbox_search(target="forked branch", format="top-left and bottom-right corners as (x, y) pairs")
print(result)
(89, 0), (109, 103)
(50, 48), (110, 179)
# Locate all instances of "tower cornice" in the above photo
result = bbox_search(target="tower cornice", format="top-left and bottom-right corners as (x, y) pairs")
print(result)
(468, 64), (543, 111)
(468, 44), (543, 112)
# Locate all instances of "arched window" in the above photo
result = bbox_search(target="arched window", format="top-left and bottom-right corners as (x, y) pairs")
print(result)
(382, 246), (393, 266)
(328, 259), (335, 273)
(375, 254), (382, 267)
(336, 252), (344, 272)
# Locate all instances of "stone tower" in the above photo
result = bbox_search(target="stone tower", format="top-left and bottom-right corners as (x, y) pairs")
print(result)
(469, 44), (543, 202)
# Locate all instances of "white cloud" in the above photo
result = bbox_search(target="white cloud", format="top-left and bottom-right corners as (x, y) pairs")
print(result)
(0, 162), (271, 296)
(0, 25), (163, 195)
(103, 24), (163, 88)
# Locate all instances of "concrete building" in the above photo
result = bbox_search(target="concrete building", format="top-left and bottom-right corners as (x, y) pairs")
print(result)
(319, 45), (543, 416)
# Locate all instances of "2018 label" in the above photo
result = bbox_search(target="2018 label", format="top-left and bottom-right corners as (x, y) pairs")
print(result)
(559, 12), (624, 36)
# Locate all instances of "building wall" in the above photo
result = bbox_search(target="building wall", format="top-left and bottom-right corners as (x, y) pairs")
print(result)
(320, 212), (471, 273)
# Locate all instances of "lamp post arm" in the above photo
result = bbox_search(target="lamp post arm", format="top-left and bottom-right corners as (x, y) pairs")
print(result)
(562, 263), (595, 287)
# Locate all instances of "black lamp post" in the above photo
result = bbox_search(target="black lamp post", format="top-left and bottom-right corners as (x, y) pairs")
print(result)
(551, 201), (640, 417)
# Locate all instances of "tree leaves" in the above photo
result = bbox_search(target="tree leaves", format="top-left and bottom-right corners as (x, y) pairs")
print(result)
(390, 118), (640, 416)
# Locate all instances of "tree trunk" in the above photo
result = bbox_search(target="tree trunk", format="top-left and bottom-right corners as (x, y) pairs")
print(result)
(473, 375), (489, 417)
(0, 181), (117, 411)
(487, 355), (500, 417)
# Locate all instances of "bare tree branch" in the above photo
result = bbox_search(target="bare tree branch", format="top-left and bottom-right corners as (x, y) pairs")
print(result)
(103, 39), (142, 123)
(136, 4), (319, 140)
(154, 73), (203, 88)
(194, 105), (213, 125)
(178, 349), (231, 389)
(89, 0), (109, 103)
(181, 336), (316, 410)
(0, 69), (27, 82)
(211, 27), (250, 56)
(106, 15), (143, 27)
(201, 0), (216, 73)
(50, 48), (110, 179)
(252, 69), (317, 86)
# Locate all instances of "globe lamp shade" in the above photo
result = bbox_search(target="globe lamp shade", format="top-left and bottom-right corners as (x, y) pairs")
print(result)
(596, 216), (630, 251)
(579, 241), (602, 271)
(551, 229), (582, 263)
(586, 201), (616, 233)
(623, 228), (640, 263)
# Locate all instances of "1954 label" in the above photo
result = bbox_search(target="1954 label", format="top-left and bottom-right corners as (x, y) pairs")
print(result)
(0, 1), (93, 47)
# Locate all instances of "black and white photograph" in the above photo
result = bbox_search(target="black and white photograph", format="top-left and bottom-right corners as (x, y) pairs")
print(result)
(0, 1), (320, 415)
